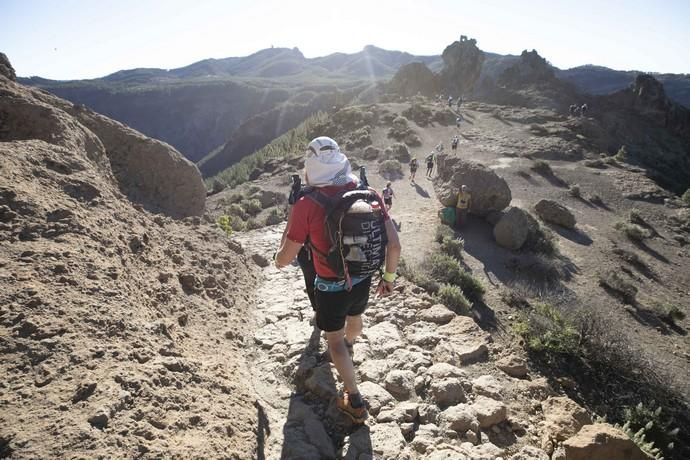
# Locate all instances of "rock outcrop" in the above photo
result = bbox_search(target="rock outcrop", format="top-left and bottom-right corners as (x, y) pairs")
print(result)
(499, 50), (556, 87)
(388, 62), (440, 97)
(563, 423), (650, 460)
(0, 63), (205, 218)
(0, 55), (259, 457)
(534, 199), (576, 229)
(440, 36), (485, 97)
(433, 156), (512, 216)
(0, 52), (16, 81)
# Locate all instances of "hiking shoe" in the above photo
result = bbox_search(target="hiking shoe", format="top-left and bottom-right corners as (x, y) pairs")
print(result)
(337, 392), (368, 424)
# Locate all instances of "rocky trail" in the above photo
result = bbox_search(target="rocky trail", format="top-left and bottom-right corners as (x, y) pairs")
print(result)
(235, 225), (586, 460)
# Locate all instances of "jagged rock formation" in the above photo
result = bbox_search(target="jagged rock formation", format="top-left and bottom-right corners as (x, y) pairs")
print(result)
(610, 74), (690, 139)
(0, 67), (205, 218)
(433, 156), (512, 216)
(440, 36), (485, 97)
(388, 62), (440, 97)
(499, 50), (556, 86)
(0, 59), (259, 457)
(0, 52), (16, 81)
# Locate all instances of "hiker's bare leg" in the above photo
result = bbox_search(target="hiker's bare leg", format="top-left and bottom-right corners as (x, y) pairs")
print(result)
(326, 329), (358, 394)
(344, 314), (363, 345)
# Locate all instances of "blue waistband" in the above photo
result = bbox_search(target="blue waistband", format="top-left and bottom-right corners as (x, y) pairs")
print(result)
(315, 275), (367, 292)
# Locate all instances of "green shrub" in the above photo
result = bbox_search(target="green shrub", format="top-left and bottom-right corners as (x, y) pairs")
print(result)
(264, 207), (285, 226)
(628, 209), (646, 226)
(245, 218), (262, 230)
(652, 303), (686, 324)
(514, 302), (579, 355)
(422, 253), (463, 285)
(218, 215), (233, 236)
(615, 145), (629, 162)
(378, 160), (404, 180)
(435, 284), (470, 314)
(524, 224), (558, 257)
(530, 160), (552, 175)
(682, 189), (690, 205)
(241, 199), (263, 217)
(227, 203), (249, 220)
(398, 258), (440, 293)
(599, 272), (638, 303)
(456, 271), (485, 302)
(441, 237), (465, 261)
(568, 184), (581, 198)
(615, 402), (679, 459)
(436, 225), (464, 260)
(435, 225), (455, 244)
(615, 222), (648, 241)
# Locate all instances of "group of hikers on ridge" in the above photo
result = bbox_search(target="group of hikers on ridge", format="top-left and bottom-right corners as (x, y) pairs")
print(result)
(274, 136), (402, 423)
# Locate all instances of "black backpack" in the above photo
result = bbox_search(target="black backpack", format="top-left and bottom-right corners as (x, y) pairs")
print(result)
(306, 188), (388, 283)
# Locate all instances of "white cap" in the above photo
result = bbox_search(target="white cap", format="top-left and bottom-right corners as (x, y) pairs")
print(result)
(304, 136), (357, 187)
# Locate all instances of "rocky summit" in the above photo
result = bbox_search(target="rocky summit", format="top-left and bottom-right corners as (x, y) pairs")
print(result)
(2, 33), (690, 460)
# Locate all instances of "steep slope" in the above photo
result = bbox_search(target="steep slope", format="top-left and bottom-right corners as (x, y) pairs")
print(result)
(0, 61), (260, 457)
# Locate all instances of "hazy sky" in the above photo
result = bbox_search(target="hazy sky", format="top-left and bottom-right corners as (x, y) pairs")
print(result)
(3, 0), (689, 79)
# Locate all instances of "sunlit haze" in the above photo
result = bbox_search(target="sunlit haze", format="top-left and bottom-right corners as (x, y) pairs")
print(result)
(3, 0), (690, 79)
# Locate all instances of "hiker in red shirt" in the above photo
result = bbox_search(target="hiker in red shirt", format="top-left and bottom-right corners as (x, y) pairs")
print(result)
(275, 136), (401, 423)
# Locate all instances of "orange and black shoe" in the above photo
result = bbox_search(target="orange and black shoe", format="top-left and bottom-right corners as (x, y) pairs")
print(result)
(337, 392), (368, 424)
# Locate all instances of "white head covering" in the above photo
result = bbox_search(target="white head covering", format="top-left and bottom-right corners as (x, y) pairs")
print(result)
(304, 136), (357, 187)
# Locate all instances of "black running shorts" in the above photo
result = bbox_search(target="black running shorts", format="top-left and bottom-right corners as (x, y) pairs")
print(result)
(314, 277), (372, 332)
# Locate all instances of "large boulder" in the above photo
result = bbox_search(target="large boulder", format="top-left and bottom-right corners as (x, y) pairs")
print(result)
(563, 423), (650, 460)
(493, 207), (537, 250)
(534, 199), (576, 229)
(433, 156), (512, 216)
(0, 52), (16, 81)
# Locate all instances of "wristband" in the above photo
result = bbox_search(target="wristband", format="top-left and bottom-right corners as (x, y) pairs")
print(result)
(382, 271), (397, 283)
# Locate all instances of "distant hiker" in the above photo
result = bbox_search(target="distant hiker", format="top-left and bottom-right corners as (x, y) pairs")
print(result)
(569, 104), (577, 116)
(456, 115), (463, 128)
(409, 157), (419, 183)
(448, 95), (453, 107)
(382, 182), (395, 210)
(435, 142), (444, 153)
(456, 185), (471, 228)
(425, 153), (434, 177)
(275, 136), (401, 424)
(451, 135), (459, 151)
(580, 103), (588, 116)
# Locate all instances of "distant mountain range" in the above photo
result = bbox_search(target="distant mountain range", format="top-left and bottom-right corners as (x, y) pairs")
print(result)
(18, 45), (690, 177)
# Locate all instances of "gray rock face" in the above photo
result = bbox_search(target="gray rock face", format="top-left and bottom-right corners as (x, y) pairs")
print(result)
(510, 446), (550, 460)
(493, 207), (537, 250)
(0, 52), (16, 81)
(497, 355), (528, 378)
(534, 199), (576, 229)
(430, 377), (467, 407)
(433, 156), (512, 216)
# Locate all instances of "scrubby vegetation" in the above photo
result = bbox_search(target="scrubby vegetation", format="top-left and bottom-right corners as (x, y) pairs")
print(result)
(400, 224), (484, 309)
(682, 189), (690, 205)
(514, 302), (579, 355)
(530, 160), (552, 175)
(378, 160), (404, 180)
(436, 284), (471, 314)
(599, 271), (638, 303)
(615, 221), (649, 242)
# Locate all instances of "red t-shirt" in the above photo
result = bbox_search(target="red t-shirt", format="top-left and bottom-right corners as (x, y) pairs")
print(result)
(286, 182), (390, 278)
